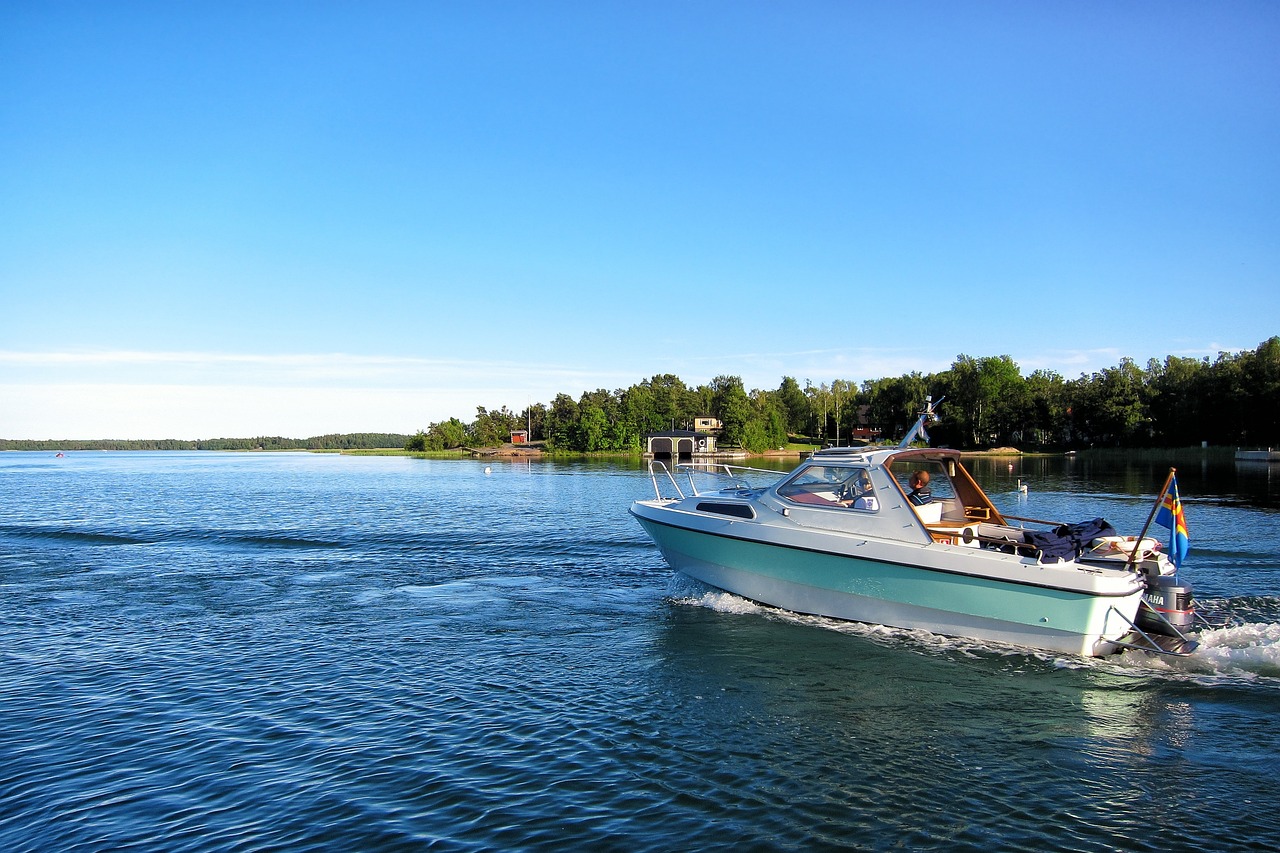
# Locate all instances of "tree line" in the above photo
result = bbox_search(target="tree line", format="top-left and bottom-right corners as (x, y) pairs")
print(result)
(0, 434), (412, 452)
(407, 337), (1280, 453)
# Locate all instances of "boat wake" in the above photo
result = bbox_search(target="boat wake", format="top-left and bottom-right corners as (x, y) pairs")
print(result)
(668, 588), (769, 618)
(1122, 619), (1280, 679)
(667, 575), (1280, 681)
(1127, 594), (1280, 679)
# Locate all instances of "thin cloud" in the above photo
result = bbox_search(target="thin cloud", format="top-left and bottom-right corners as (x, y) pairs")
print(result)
(0, 349), (634, 388)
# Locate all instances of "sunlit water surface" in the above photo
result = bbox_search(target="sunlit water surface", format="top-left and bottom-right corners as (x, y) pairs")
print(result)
(1, 451), (1278, 851)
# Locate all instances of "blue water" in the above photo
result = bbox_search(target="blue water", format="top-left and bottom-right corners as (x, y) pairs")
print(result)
(2, 451), (1278, 851)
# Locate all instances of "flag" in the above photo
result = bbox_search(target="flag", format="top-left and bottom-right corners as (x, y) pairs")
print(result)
(1153, 475), (1190, 568)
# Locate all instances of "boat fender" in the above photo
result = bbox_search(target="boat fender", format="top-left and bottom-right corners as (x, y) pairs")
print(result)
(1090, 535), (1162, 555)
(1092, 536), (1161, 557)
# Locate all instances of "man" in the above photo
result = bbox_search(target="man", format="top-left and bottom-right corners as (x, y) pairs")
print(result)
(908, 471), (932, 505)
(836, 471), (879, 510)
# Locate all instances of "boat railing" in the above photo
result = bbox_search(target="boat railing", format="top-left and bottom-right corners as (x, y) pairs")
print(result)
(647, 461), (684, 500)
(646, 461), (783, 501)
(998, 513), (1066, 529)
(1107, 604), (1199, 656)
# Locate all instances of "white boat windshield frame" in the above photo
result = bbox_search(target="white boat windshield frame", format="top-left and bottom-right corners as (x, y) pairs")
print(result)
(776, 464), (880, 512)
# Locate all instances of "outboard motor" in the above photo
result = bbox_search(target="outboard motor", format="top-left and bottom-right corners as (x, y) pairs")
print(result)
(1138, 573), (1196, 636)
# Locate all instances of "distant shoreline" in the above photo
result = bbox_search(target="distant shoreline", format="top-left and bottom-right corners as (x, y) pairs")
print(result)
(0, 434), (413, 453)
(2, 441), (1240, 465)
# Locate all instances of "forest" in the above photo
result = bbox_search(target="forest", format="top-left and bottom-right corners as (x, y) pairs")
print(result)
(407, 337), (1280, 454)
(0, 434), (412, 452)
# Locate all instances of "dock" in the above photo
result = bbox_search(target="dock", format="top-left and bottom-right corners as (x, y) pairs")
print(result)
(1235, 449), (1280, 462)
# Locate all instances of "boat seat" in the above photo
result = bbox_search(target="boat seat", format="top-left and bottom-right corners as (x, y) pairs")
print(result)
(976, 523), (1025, 545)
(922, 521), (1029, 551)
(911, 501), (943, 524)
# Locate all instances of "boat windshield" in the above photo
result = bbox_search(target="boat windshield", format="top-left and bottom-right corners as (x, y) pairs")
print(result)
(883, 454), (1007, 524)
(777, 465), (879, 511)
(892, 460), (959, 504)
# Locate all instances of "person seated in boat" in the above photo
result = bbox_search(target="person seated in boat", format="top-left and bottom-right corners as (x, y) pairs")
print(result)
(838, 472), (879, 511)
(907, 471), (932, 505)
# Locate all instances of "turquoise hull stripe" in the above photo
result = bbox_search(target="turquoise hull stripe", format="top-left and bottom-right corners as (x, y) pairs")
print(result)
(638, 515), (1127, 635)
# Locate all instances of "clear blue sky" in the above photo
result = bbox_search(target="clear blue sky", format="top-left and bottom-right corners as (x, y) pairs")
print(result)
(3, 1), (1277, 439)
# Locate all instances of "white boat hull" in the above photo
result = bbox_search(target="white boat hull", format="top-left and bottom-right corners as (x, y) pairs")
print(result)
(633, 502), (1146, 657)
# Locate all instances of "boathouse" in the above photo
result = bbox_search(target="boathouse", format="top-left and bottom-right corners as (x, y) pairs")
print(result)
(644, 430), (717, 461)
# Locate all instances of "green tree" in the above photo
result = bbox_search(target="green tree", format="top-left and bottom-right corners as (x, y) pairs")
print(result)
(983, 356), (1028, 446)
(776, 376), (811, 437)
(644, 374), (689, 431)
(830, 379), (853, 446)
(470, 406), (520, 447)
(621, 384), (658, 437)
(435, 418), (468, 449)
(405, 418), (467, 451)
(863, 374), (928, 444)
(1024, 369), (1067, 446)
(1147, 355), (1207, 446)
(577, 404), (609, 451)
(710, 375), (751, 447)
(742, 390), (789, 452)
(520, 403), (548, 443)
(1242, 337), (1280, 446)
(938, 355), (1025, 447)
(688, 383), (715, 426)
(1068, 358), (1151, 446)
(1202, 350), (1249, 445)
(806, 381), (831, 445)
(544, 393), (579, 450)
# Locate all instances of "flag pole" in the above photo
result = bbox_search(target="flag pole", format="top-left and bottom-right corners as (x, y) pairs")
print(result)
(1124, 467), (1176, 572)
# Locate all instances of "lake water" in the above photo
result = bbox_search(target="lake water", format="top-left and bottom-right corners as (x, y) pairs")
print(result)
(1, 451), (1278, 851)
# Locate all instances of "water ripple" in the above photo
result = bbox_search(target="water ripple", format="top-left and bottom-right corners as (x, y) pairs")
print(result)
(1, 453), (1278, 851)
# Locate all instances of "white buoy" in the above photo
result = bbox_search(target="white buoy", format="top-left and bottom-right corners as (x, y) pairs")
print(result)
(484, 466), (492, 475)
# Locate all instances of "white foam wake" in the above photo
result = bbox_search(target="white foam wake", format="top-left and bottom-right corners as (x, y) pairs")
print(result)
(1180, 622), (1280, 677)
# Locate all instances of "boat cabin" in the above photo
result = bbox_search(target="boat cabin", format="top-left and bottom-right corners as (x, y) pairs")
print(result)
(767, 447), (1026, 549)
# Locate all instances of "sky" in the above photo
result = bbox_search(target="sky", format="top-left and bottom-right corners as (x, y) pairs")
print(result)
(2, 1), (1277, 440)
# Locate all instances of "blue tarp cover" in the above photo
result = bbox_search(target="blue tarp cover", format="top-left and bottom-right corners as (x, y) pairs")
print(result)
(1023, 518), (1116, 563)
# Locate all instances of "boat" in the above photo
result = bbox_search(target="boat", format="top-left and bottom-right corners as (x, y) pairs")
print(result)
(631, 398), (1205, 658)
(1236, 448), (1280, 462)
